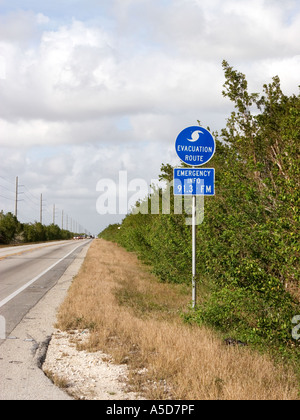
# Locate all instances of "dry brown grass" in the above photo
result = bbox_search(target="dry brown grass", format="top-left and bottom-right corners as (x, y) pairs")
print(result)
(56, 239), (299, 400)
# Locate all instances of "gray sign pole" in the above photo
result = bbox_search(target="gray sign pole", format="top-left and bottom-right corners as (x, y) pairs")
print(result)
(192, 194), (197, 308)
(175, 126), (216, 309)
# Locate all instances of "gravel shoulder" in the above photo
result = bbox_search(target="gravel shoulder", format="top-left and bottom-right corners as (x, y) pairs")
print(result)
(0, 240), (143, 400)
(43, 329), (143, 400)
(0, 243), (89, 400)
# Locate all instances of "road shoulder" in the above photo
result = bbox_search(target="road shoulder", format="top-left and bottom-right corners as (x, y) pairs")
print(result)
(0, 242), (91, 400)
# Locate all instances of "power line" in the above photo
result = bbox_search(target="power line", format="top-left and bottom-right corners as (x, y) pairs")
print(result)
(0, 184), (14, 194)
(15, 176), (18, 218)
(1, 176), (90, 235)
(22, 185), (40, 202)
(0, 175), (15, 185)
(0, 193), (15, 201)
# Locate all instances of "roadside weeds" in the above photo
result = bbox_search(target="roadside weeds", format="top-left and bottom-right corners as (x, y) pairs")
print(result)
(50, 239), (299, 400)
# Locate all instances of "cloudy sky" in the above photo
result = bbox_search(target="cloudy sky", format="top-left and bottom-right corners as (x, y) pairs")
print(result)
(0, 0), (299, 234)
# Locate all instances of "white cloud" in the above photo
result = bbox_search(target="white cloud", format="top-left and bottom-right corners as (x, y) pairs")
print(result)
(0, 55), (6, 79)
(0, 17), (227, 150)
(36, 13), (50, 25)
(144, 0), (300, 61)
(0, 10), (37, 43)
(260, 55), (300, 94)
(0, 0), (299, 233)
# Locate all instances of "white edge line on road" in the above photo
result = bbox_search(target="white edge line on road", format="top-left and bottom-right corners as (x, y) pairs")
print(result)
(0, 241), (88, 309)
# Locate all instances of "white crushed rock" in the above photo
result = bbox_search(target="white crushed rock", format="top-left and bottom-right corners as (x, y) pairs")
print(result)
(42, 329), (144, 400)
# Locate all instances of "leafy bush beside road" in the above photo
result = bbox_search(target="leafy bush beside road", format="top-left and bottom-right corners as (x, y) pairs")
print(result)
(0, 211), (73, 244)
(0, 212), (21, 244)
(100, 62), (300, 353)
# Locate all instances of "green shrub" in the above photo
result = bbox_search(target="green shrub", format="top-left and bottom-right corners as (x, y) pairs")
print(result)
(99, 62), (300, 352)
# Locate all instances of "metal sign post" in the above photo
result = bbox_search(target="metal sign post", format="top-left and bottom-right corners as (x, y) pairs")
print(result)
(174, 126), (216, 308)
(192, 194), (197, 308)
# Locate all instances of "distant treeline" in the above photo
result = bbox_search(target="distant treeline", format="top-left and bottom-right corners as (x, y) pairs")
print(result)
(100, 61), (300, 353)
(0, 211), (74, 244)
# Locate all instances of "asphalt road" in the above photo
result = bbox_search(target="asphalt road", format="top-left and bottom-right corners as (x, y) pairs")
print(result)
(0, 240), (92, 341)
(0, 240), (92, 400)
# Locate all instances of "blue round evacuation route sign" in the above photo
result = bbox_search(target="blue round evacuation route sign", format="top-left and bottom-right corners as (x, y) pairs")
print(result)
(175, 126), (216, 166)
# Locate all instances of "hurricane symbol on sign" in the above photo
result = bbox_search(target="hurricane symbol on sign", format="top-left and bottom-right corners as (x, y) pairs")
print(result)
(187, 130), (203, 142)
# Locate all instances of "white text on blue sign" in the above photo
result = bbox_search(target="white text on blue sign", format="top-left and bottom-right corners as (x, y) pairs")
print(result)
(173, 168), (215, 196)
(175, 126), (216, 167)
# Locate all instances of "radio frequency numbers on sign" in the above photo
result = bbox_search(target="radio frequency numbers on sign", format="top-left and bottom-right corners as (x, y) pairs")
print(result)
(173, 168), (215, 196)
(174, 125), (216, 310)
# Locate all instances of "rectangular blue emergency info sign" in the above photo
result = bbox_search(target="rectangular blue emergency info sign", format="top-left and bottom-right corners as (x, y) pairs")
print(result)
(173, 168), (215, 196)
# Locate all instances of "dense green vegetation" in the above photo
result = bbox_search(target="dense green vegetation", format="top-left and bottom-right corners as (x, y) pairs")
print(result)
(0, 211), (74, 244)
(99, 62), (300, 355)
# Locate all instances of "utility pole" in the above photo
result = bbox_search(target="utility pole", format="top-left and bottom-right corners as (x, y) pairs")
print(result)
(53, 204), (55, 225)
(61, 210), (64, 230)
(40, 194), (43, 224)
(15, 176), (18, 218)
